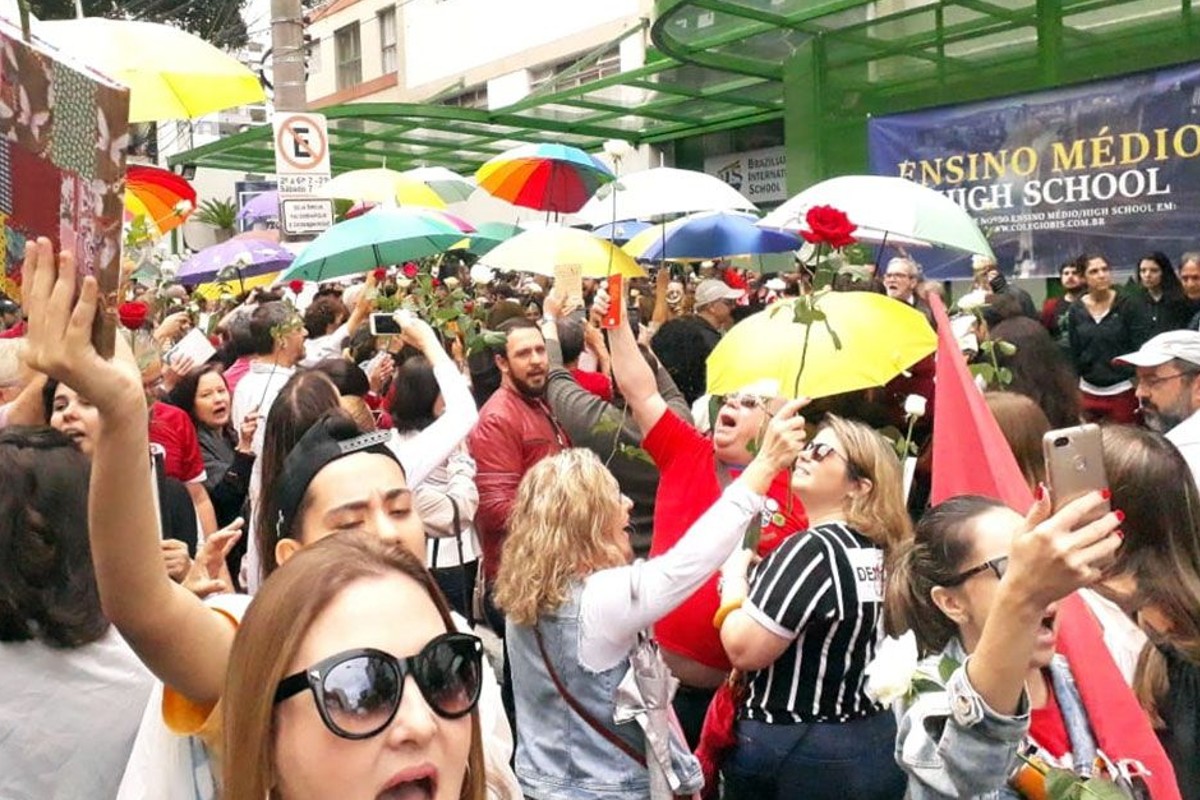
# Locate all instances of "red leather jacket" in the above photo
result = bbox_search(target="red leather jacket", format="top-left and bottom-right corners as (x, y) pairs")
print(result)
(468, 384), (570, 580)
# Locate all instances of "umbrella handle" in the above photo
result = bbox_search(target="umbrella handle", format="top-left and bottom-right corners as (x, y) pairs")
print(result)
(874, 231), (890, 273)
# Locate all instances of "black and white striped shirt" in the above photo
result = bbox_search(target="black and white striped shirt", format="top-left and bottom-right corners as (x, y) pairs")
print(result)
(740, 522), (886, 724)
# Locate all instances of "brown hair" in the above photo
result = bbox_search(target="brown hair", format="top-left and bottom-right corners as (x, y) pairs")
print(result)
(822, 414), (913, 549)
(222, 533), (485, 800)
(1101, 426), (1200, 723)
(985, 391), (1051, 491)
(884, 495), (1006, 654)
(493, 449), (626, 626)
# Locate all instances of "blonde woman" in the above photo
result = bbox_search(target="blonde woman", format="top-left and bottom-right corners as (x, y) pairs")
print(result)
(493, 401), (809, 800)
(716, 415), (913, 800)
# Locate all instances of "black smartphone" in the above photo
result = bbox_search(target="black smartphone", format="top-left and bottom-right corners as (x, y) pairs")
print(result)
(369, 312), (403, 336)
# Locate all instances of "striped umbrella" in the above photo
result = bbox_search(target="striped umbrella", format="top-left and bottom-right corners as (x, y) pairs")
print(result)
(475, 143), (614, 214)
(124, 165), (196, 235)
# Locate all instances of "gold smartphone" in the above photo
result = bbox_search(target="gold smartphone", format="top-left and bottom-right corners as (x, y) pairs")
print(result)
(1042, 424), (1111, 522)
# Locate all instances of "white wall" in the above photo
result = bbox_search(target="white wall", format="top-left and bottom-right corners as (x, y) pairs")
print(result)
(403, 0), (640, 88)
(308, 0), (397, 101)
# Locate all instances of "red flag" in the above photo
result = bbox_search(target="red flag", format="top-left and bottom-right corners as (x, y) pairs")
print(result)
(928, 293), (1180, 799)
(928, 293), (1033, 509)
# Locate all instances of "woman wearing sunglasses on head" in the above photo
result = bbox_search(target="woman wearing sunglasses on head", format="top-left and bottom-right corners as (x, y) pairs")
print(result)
(883, 492), (1163, 800)
(492, 399), (808, 800)
(715, 416), (911, 800)
(18, 240), (518, 800)
(222, 533), (485, 800)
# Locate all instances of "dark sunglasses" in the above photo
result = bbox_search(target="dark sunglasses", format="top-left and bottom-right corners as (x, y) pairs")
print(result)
(274, 631), (484, 740)
(802, 441), (864, 481)
(942, 555), (1009, 588)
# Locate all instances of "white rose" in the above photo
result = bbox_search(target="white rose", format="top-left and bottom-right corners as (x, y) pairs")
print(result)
(864, 631), (919, 706)
(903, 394), (928, 419)
(397, 277), (413, 289)
(470, 264), (494, 285)
(444, 276), (460, 289)
(956, 288), (988, 312)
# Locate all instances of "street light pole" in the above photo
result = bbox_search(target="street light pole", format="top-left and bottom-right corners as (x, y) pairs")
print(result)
(271, 0), (307, 112)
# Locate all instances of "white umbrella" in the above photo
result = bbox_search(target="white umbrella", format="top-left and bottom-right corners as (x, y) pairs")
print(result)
(760, 175), (994, 258)
(576, 167), (756, 226)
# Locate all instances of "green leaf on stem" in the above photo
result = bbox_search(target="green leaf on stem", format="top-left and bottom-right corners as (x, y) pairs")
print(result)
(970, 363), (996, 384)
(1045, 768), (1081, 800)
(937, 655), (961, 684)
(1078, 778), (1127, 800)
(998, 367), (1014, 386)
(997, 340), (1018, 356)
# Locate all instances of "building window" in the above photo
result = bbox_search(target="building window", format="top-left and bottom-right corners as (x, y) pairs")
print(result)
(335, 23), (362, 90)
(379, 7), (397, 75)
(441, 85), (487, 109)
(530, 47), (621, 93)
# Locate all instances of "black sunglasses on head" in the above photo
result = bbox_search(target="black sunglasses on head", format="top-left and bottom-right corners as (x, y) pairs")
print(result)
(274, 631), (484, 740)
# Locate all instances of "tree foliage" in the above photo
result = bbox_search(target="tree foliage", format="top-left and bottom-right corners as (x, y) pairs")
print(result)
(29, 0), (250, 51)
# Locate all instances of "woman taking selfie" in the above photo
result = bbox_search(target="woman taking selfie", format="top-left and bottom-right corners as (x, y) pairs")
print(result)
(715, 415), (911, 800)
(493, 400), (808, 800)
(883, 490), (1173, 799)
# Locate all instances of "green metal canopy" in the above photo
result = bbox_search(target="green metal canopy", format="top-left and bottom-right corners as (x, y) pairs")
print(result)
(170, 1), (1200, 177)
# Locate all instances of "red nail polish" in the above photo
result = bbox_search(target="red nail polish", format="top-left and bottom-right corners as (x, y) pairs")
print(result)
(1115, 509), (1125, 523)
(1035, 484), (1045, 501)
(1101, 488), (1112, 500)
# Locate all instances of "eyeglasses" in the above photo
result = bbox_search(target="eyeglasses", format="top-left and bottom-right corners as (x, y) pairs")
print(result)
(942, 555), (1009, 587)
(1132, 371), (1197, 390)
(802, 441), (864, 481)
(274, 632), (484, 740)
(717, 393), (771, 411)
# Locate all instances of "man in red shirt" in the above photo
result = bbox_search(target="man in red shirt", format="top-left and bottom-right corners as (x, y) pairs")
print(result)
(604, 289), (808, 746)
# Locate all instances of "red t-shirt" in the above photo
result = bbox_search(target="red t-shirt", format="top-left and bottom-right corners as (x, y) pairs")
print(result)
(1030, 674), (1071, 758)
(570, 368), (614, 403)
(643, 409), (807, 672)
(0, 320), (26, 339)
(149, 402), (207, 484)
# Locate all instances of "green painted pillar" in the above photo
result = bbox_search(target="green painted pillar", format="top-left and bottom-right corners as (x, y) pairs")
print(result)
(782, 37), (824, 194)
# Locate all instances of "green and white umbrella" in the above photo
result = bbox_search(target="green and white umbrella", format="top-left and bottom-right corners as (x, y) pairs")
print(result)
(760, 175), (994, 259)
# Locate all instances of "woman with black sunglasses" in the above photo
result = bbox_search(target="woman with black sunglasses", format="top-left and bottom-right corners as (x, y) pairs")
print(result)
(883, 492), (1147, 799)
(223, 533), (485, 800)
(715, 415), (912, 800)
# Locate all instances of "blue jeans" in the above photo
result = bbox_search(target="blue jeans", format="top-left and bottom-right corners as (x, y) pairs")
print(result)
(724, 713), (906, 800)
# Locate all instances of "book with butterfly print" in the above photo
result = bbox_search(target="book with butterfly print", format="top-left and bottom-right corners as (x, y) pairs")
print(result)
(0, 17), (129, 357)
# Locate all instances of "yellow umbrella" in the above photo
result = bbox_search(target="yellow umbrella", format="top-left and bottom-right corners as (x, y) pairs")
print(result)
(36, 19), (266, 123)
(707, 293), (936, 399)
(479, 227), (646, 279)
(319, 169), (447, 208)
(194, 271), (279, 301)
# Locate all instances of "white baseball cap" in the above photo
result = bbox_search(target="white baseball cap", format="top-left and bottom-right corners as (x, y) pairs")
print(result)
(1114, 330), (1200, 368)
(694, 278), (744, 308)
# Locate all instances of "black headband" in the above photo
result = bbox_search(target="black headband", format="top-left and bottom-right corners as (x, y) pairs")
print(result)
(273, 417), (401, 541)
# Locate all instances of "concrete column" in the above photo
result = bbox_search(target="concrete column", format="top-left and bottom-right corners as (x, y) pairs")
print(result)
(271, 0), (307, 111)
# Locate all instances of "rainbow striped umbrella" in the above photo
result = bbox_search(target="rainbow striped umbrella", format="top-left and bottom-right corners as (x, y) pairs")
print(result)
(124, 165), (196, 235)
(475, 143), (614, 214)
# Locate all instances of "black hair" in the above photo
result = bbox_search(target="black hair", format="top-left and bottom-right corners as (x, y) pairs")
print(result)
(168, 363), (232, 432)
(556, 317), (585, 365)
(390, 355), (440, 433)
(248, 302), (294, 356)
(0, 426), (107, 648)
(313, 358), (370, 398)
(1137, 251), (1184, 299)
(303, 296), (348, 339)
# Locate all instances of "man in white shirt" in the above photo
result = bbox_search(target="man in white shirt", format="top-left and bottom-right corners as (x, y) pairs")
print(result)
(231, 301), (308, 455)
(299, 288), (371, 368)
(1115, 329), (1200, 487)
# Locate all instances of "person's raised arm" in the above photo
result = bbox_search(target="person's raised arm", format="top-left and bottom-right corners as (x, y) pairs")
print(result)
(344, 272), (376, 337)
(595, 285), (667, 436)
(22, 239), (234, 706)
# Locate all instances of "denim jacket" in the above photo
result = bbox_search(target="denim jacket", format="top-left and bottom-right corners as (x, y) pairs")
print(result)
(894, 640), (1030, 800)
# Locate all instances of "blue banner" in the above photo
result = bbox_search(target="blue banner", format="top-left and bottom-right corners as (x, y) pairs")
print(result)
(868, 63), (1200, 279)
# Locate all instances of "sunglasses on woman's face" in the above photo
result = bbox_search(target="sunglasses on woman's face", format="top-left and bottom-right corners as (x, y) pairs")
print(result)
(802, 441), (864, 481)
(274, 631), (484, 740)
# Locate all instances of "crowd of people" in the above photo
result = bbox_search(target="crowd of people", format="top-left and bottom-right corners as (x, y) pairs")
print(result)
(1, 235), (1198, 800)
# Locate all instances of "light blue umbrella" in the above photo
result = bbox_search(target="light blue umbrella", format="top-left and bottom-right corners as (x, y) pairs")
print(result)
(279, 208), (465, 282)
(623, 211), (801, 262)
(592, 219), (651, 244)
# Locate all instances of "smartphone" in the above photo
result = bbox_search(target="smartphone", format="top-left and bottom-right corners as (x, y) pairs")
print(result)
(369, 312), (403, 336)
(602, 275), (623, 329)
(1043, 424), (1110, 521)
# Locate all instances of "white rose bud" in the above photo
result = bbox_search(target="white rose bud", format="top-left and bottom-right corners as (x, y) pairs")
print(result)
(904, 394), (928, 419)
(956, 288), (988, 312)
(864, 631), (919, 706)
(397, 277), (413, 289)
(444, 276), (460, 289)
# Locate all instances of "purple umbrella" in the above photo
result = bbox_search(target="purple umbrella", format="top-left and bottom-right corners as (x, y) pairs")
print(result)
(177, 239), (294, 286)
(236, 190), (279, 222)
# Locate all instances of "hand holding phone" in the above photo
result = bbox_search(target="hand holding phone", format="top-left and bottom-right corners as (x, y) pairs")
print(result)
(602, 275), (623, 329)
(369, 311), (403, 336)
(1043, 424), (1110, 522)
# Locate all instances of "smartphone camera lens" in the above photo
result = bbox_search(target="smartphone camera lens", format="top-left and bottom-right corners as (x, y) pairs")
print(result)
(1054, 437), (1070, 448)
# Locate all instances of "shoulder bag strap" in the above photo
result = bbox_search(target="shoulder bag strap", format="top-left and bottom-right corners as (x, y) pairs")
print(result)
(533, 623), (647, 768)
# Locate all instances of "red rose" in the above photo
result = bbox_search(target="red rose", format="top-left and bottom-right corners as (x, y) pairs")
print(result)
(288, 279), (304, 295)
(117, 301), (149, 331)
(372, 268), (387, 282)
(463, 300), (475, 314)
(431, 277), (441, 288)
(402, 262), (418, 278)
(802, 205), (857, 249)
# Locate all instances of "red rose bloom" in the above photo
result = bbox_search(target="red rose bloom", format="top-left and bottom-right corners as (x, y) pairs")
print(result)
(463, 300), (475, 314)
(288, 279), (304, 295)
(373, 268), (387, 282)
(802, 205), (857, 249)
(117, 301), (149, 331)
(402, 262), (418, 278)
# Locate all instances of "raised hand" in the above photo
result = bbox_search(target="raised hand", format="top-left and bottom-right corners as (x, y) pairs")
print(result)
(183, 518), (243, 598)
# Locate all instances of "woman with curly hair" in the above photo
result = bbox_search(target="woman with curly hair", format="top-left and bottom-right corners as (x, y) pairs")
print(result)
(492, 401), (808, 800)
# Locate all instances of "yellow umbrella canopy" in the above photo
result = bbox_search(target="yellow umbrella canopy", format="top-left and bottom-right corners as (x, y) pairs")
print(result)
(36, 19), (266, 123)
(194, 271), (279, 301)
(479, 227), (646, 279)
(707, 293), (936, 400)
(319, 169), (447, 208)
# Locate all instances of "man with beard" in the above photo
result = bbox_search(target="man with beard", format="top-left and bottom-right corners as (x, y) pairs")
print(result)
(469, 317), (571, 628)
(1116, 330), (1200, 487)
